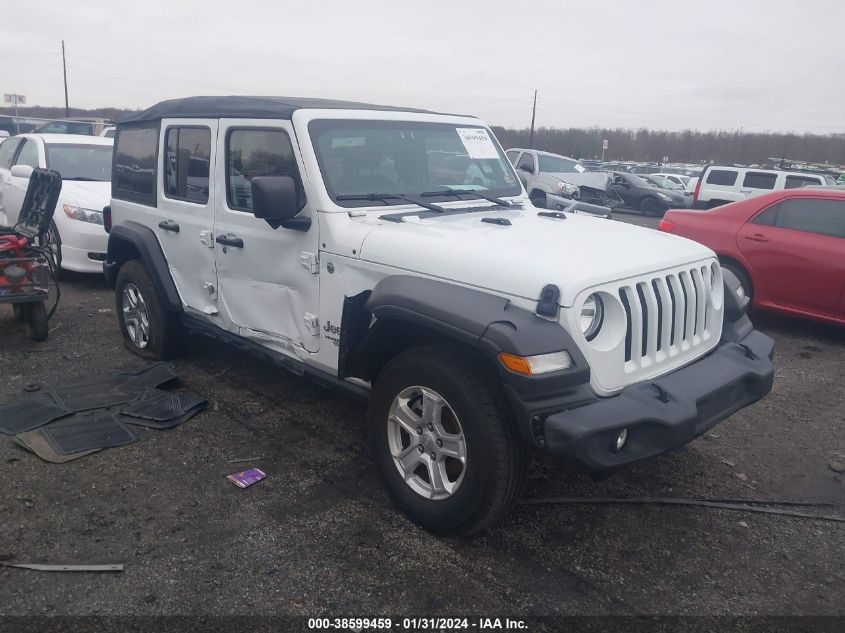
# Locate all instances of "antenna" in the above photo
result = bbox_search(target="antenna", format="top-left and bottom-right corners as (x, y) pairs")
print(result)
(528, 90), (537, 149)
(62, 40), (69, 117)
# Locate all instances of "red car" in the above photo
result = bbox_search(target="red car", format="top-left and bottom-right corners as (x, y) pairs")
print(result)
(659, 188), (845, 326)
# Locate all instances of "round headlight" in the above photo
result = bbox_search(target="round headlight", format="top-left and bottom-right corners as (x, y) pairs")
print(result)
(581, 294), (604, 341)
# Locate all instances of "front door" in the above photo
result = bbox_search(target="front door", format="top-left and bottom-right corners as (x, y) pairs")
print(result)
(213, 120), (320, 355)
(4, 138), (42, 225)
(155, 119), (218, 315)
(738, 197), (845, 317)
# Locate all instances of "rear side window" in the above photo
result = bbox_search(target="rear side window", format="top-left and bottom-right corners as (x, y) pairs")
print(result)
(784, 175), (821, 189)
(226, 128), (303, 212)
(751, 204), (780, 226)
(516, 152), (535, 173)
(775, 199), (845, 238)
(743, 172), (777, 190)
(705, 169), (737, 186)
(0, 138), (22, 169)
(163, 127), (211, 205)
(113, 125), (159, 206)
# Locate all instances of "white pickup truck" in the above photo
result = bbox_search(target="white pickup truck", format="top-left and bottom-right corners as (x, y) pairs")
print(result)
(104, 96), (774, 533)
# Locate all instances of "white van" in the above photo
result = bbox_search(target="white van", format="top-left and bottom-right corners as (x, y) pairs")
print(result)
(692, 166), (836, 209)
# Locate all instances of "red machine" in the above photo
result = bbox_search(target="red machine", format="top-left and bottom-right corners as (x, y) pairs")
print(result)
(0, 169), (62, 341)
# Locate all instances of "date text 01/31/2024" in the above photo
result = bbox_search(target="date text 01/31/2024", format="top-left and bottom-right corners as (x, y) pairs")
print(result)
(307, 617), (528, 630)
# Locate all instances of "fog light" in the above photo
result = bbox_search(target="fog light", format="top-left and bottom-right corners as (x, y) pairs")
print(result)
(614, 428), (628, 452)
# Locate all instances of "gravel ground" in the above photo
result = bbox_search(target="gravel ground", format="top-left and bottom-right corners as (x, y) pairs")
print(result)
(0, 213), (842, 619)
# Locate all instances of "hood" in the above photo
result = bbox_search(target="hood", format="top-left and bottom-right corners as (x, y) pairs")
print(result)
(358, 205), (715, 306)
(60, 180), (111, 210)
(547, 171), (612, 191)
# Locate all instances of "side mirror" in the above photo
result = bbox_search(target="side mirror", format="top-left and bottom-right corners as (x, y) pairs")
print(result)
(250, 176), (310, 230)
(519, 165), (534, 175)
(11, 164), (34, 179)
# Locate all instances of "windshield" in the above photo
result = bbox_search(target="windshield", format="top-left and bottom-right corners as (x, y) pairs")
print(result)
(45, 143), (112, 181)
(309, 120), (521, 206)
(649, 175), (683, 190)
(538, 154), (586, 174)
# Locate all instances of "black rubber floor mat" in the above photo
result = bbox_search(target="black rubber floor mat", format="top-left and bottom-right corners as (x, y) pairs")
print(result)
(51, 362), (178, 411)
(118, 389), (207, 429)
(39, 412), (138, 455)
(13, 431), (101, 463)
(0, 392), (72, 436)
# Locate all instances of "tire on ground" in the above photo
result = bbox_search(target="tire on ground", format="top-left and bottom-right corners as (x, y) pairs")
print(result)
(720, 259), (753, 302)
(368, 345), (529, 534)
(28, 302), (49, 342)
(114, 259), (179, 360)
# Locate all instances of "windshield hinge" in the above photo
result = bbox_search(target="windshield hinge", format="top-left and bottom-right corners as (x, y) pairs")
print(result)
(300, 251), (319, 274)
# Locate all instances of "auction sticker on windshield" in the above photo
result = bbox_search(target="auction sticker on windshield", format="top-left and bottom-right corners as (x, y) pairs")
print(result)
(456, 127), (499, 160)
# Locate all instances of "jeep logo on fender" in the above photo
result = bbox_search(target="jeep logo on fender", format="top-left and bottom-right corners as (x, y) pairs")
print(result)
(323, 320), (341, 346)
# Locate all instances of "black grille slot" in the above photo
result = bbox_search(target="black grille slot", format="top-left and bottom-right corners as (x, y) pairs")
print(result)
(620, 288), (632, 362)
(666, 276), (677, 346)
(652, 279), (663, 352)
(679, 272), (690, 341)
(636, 283), (649, 358)
(690, 271), (700, 337)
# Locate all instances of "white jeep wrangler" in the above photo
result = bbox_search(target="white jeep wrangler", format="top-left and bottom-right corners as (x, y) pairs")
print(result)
(104, 96), (774, 533)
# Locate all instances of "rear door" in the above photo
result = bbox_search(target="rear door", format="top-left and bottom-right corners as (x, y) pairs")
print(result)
(213, 120), (320, 354)
(700, 168), (742, 205)
(155, 119), (219, 315)
(738, 197), (845, 316)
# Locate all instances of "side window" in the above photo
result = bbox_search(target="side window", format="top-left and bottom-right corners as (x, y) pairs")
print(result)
(14, 140), (39, 168)
(163, 126), (211, 204)
(113, 125), (159, 206)
(775, 199), (845, 239)
(705, 169), (738, 186)
(784, 175), (821, 189)
(742, 172), (777, 190)
(505, 150), (519, 166)
(751, 203), (780, 226)
(516, 152), (535, 173)
(0, 138), (22, 169)
(226, 128), (303, 212)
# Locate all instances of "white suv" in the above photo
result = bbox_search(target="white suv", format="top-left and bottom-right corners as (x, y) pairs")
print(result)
(693, 165), (835, 209)
(104, 97), (774, 533)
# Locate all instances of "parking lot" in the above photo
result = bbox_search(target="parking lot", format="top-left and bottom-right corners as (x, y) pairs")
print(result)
(0, 212), (842, 619)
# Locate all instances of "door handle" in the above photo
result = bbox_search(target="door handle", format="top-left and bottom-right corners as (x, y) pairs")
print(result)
(215, 233), (244, 248)
(744, 233), (769, 243)
(158, 219), (180, 233)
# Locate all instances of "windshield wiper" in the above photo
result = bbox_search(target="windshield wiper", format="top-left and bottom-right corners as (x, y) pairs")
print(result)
(64, 177), (100, 181)
(420, 188), (515, 207)
(335, 193), (445, 213)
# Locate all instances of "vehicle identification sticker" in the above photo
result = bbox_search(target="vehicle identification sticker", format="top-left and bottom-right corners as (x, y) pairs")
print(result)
(456, 128), (499, 160)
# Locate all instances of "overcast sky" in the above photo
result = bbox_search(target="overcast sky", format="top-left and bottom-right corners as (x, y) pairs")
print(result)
(1, 0), (842, 133)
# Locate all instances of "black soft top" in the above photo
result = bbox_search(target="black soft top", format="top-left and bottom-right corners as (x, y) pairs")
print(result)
(119, 95), (464, 124)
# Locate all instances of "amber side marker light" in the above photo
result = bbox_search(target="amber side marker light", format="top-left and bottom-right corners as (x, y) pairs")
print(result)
(498, 351), (573, 376)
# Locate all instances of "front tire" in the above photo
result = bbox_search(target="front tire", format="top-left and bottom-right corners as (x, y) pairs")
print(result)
(369, 346), (528, 534)
(115, 260), (178, 360)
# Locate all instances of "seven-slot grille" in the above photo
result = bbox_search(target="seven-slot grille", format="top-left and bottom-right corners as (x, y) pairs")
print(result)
(618, 263), (720, 370)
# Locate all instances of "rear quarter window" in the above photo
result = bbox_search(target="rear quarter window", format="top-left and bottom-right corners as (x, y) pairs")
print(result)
(705, 169), (738, 186)
(113, 125), (159, 206)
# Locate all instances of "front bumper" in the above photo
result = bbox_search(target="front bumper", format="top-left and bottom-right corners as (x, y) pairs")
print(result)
(541, 329), (774, 471)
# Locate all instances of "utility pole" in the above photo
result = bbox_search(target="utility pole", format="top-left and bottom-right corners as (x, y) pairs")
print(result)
(528, 90), (537, 149)
(62, 40), (69, 117)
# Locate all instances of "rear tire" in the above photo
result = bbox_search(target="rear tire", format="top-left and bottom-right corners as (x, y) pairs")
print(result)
(639, 197), (663, 216)
(13, 303), (29, 322)
(28, 302), (48, 342)
(369, 345), (529, 534)
(115, 260), (179, 360)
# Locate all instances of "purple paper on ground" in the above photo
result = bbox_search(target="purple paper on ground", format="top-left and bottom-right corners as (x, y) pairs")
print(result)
(227, 468), (266, 488)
